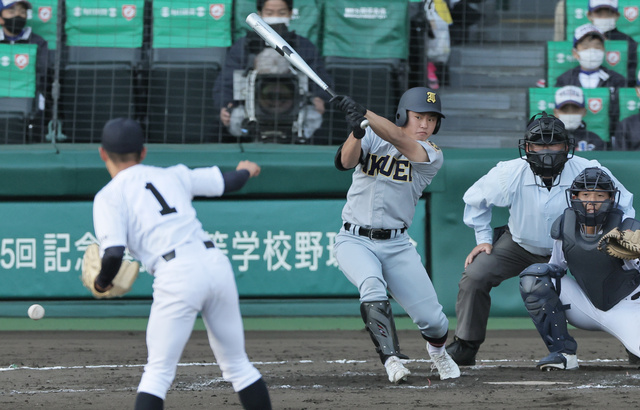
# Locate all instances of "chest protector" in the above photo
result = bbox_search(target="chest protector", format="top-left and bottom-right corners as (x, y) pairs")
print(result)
(552, 208), (640, 311)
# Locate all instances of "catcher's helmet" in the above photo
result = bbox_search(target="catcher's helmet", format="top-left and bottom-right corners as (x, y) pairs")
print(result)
(394, 87), (445, 133)
(566, 167), (619, 229)
(518, 112), (575, 185)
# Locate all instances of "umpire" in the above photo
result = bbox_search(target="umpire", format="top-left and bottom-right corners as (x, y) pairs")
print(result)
(446, 112), (636, 366)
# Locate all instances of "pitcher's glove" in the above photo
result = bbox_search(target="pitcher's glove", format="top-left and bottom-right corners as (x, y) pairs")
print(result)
(82, 244), (140, 298)
(597, 228), (640, 260)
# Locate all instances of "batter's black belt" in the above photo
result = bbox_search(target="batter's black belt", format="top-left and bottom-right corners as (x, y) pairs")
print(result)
(343, 223), (406, 240)
(162, 241), (215, 262)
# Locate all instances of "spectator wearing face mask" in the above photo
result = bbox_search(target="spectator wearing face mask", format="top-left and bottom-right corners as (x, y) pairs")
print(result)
(212, 0), (332, 142)
(556, 24), (626, 138)
(587, 0), (637, 87)
(554, 85), (604, 151)
(0, 0), (49, 110)
(613, 73), (640, 151)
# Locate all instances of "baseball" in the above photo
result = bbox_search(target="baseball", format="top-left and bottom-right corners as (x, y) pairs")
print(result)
(28, 304), (45, 320)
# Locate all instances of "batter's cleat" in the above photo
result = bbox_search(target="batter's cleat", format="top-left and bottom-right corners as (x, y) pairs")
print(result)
(445, 336), (480, 366)
(429, 350), (461, 380)
(384, 355), (411, 384)
(536, 352), (579, 371)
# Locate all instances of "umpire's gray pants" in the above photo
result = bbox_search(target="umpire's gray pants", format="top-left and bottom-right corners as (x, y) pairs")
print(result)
(454, 230), (550, 342)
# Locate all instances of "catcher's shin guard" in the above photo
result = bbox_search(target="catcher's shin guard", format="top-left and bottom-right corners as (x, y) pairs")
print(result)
(519, 265), (577, 354)
(360, 301), (409, 364)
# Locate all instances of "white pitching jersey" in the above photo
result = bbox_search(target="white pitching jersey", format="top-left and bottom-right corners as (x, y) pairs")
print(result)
(341, 130), (444, 229)
(93, 164), (224, 273)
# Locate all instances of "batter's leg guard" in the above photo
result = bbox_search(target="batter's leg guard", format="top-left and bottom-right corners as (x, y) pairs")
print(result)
(237, 378), (272, 410)
(519, 264), (577, 355)
(360, 300), (409, 364)
(134, 392), (164, 410)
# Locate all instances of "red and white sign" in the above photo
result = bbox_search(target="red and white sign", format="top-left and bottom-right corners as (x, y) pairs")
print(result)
(122, 5), (137, 21)
(210, 4), (225, 20)
(606, 51), (620, 66)
(38, 6), (52, 23)
(588, 98), (603, 114)
(623, 6), (638, 22)
(15, 54), (29, 70)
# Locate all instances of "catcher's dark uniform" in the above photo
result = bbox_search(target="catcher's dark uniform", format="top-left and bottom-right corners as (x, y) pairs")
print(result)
(542, 208), (640, 357)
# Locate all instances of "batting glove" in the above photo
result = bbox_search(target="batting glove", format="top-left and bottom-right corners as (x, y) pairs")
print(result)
(331, 95), (367, 116)
(346, 112), (366, 139)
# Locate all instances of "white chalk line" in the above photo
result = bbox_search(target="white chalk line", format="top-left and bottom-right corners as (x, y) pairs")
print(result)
(2, 358), (638, 396)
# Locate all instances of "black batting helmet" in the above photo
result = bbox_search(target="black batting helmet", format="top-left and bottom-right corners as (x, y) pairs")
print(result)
(518, 112), (575, 185)
(394, 87), (445, 133)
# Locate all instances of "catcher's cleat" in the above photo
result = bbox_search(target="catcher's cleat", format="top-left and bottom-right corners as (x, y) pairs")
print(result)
(626, 348), (640, 366)
(537, 352), (579, 371)
(384, 356), (410, 384)
(429, 349), (461, 380)
(445, 336), (481, 366)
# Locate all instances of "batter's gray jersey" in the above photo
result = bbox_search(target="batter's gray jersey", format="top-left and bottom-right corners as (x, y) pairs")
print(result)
(341, 128), (443, 229)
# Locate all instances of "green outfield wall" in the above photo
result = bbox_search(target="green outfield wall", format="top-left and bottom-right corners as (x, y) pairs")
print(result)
(1, 144), (639, 317)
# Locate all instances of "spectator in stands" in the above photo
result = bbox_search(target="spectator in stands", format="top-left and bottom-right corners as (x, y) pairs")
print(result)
(587, 0), (638, 87)
(0, 0), (48, 107)
(212, 0), (332, 143)
(554, 85), (605, 151)
(556, 24), (626, 137)
(613, 75), (640, 150)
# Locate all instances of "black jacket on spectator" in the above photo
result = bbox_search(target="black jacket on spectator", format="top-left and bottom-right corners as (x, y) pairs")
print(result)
(212, 29), (332, 111)
(613, 113), (640, 151)
(570, 122), (605, 151)
(555, 66), (626, 137)
(604, 28), (638, 87)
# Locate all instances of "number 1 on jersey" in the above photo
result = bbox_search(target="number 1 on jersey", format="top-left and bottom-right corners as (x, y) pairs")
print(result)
(145, 183), (177, 215)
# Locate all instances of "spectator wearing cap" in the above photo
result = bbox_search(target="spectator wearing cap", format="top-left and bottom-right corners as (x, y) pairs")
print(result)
(613, 73), (640, 150)
(587, 0), (638, 87)
(556, 23), (626, 138)
(0, 0), (49, 140)
(554, 85), (605, 151)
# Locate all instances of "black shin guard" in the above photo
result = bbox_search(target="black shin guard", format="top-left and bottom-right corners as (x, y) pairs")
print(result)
(238, 377), (272, 410)
(134, 392), (164, 410)
(360, 300), (408, 364)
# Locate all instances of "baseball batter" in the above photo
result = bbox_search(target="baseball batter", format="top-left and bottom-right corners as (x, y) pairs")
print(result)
(91, 118), (271, 410)
(520, 167), (640, 370)
(332, 88), (460, 383)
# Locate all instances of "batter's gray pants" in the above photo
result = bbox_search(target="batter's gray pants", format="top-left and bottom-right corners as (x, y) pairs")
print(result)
(454, 230), (550, 342)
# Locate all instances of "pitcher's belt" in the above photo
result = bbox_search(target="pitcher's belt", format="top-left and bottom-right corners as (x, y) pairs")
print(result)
(344, 223), (405, 240)
(162, 240), (215, 262)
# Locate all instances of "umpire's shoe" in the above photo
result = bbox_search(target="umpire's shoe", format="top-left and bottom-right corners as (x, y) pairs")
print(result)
(537, 352), (579, 371)
(445, 336), (481, 366)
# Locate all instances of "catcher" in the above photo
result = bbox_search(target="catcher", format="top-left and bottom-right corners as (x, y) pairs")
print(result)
(519, 167), (640, 370)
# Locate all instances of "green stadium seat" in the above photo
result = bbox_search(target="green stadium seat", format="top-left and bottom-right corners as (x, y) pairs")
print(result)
(60, 0), (145, 143)
(528, 87), (611, 142)
(618, 87), (640, 121)
(146, 0), (232, 143)
(0, 44), (39, 143)
(318, 0), (409, 144)
(547, 40), (628, 86)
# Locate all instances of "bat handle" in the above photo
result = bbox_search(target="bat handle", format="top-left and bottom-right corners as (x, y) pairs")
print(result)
(360, 119), (370, 129)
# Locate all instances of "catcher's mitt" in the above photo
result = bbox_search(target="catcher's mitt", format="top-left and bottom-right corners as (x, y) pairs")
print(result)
(597, 228), (640, 260)
(82, 243), (140, 298)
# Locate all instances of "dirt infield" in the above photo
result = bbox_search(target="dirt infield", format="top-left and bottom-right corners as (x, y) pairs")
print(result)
(1, 328), (640, 409)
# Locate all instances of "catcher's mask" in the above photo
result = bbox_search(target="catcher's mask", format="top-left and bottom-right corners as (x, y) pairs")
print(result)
(519, 112), (575, 186)
(395, 87), (445, 134)
(566, 167), (619, 231)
